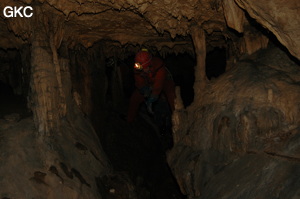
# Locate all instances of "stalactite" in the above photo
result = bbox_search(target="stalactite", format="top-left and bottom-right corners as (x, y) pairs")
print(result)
(111, 56), (125, 110)
(222, 0), (245, 33)
(28, 10), (69, 135)
(191, 26), (208, 104)
(69, 45), (93, 117)
(241, 30), (269, 55)
(234, 0), (300, 60)
(30, 25), (61, 135)
(49, 15), (67, 118)
(172, 86), (186, 145)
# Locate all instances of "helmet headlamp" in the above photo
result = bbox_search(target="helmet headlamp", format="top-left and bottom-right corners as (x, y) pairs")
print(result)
(134, 62), (143, 70)
(134, 50), (152, 70)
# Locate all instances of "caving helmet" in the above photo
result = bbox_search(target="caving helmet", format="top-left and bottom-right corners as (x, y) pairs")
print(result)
(134, 49), (152, 70)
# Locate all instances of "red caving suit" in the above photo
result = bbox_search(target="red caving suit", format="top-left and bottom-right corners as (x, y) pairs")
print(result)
(127, 57), (175, 122)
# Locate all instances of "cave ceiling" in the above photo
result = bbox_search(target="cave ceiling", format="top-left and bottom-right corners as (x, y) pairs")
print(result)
(0, 0), (299, 60)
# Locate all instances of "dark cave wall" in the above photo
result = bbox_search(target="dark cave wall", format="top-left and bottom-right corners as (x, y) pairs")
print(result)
(68, 42), (129, 136)
(0, 48), (30, 97)
(68, 44), (108, 120)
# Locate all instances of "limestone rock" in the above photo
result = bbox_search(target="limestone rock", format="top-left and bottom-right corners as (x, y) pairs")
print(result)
(222, 0), (245, 33)
(0, 117), (111, 199)
(235, 0), (300, 60)
(168, 46), (300, 198)
(0, 0), (299, 62)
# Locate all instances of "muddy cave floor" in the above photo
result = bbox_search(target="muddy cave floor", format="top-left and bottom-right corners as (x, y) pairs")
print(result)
(0, 86), (184, 199)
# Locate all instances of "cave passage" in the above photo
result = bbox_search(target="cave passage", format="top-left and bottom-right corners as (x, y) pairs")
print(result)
(164, 53), (195, 108)
(0, 49), (30, 120)
(0, 37), (247, 199)
(69, 46), (187, 199)
(1, 0), (300, 198)
(0, 44), (186, 198)
(206, 47), (227, 80)
(0, 81), (22, 116)
(101, 52), (189, 199)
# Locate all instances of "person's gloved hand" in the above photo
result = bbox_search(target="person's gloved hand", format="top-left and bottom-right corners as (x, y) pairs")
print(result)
(139, 86), (151, 97)
(145, 95), (158, 114)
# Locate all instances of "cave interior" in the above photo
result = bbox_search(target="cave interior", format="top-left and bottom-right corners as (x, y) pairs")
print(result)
(0, 0), (300, 199)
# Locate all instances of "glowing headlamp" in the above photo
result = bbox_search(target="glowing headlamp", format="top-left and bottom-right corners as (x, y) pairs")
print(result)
(134, 63), (143, 70)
